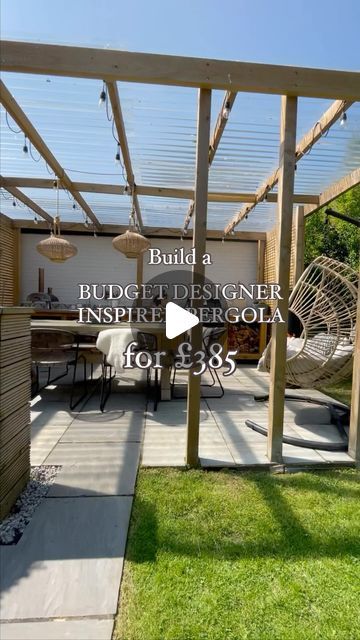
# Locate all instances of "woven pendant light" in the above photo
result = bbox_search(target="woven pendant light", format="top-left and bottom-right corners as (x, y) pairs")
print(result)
(36, 182), (78, 262)
(112, 192), (150, 258)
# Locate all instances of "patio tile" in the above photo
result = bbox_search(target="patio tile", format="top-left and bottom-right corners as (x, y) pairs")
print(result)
(0, 496), (132, 620)
(205, 394), (256, 412)
(46, 442), (140, 496)
(1, 619), (114, 640)
(199, 443), (235, 467)
(282, 444), (325, 464)
(83, 392), (146, 412)
(316, 450), (354, 463)
(141, 443), (186, 467)
(61, 412), (144, 443)
(30, 425), (69, 466)
(230, 444), (270, 466)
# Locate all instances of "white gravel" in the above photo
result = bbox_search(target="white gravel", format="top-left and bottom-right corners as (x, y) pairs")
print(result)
(0, 466), (60, 545)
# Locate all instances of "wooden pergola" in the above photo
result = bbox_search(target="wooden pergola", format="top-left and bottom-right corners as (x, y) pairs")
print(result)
(1, 41), (359, 466)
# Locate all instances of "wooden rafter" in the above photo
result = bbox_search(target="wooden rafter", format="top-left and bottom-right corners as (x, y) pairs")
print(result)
(2, 41), (360, 100)
(106, 81), (143, 230)
(303, 167), (360, 217)
(224, 99), (354, 234)
(12, 218), (266, 241)
(0, 179), (53, 223)
(0, 176), (319, 205)
(0, 80), (101, 230)
(183, 90), (236, 231)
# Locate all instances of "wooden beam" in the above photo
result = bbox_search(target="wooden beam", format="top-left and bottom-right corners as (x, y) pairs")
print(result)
(13, 218), (266, 240)
(348, 272), (360, 463)
(303, 167), (360, 217)
(257, 240), (265, 283)
(267, 96), (298, 463)
(0, 80), (101, 230)
(1, 181), (53, 223)
(186, 88), (212, 467)
(2, 41), (360, 99)
(224, 99), (353, 234)
(293, 205), (305, 283)
(1, 177), (319, 204)
(209, 91), (237, 163)
(183, 91), (237, 231)
(106, 81), (143, 230)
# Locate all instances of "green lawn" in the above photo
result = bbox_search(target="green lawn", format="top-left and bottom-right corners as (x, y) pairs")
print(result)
(114, 468), (360, 640)
(320, 377), (353, 406)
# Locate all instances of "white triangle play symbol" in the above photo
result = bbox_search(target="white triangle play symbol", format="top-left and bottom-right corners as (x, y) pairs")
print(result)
(165, 302), (199, 339)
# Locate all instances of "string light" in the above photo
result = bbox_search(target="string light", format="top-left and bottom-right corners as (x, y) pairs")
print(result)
(12, 199), (17, 207)
(340, 112), (347, 127)
(115, 143), (121, 164)
(23, 136), (28, 154)
(98, 82), (106, 107)
(124, 184), (132, 195)
(222, 100), (231, 120)
(34, 214), (39, 225)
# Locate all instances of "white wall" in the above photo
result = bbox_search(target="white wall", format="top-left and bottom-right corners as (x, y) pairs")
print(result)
(21, 234), (258, 306)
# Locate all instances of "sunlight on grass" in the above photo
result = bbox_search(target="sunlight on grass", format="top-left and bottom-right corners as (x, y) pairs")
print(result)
(115, 469), (360, 640)
(320, 377), (353, 406)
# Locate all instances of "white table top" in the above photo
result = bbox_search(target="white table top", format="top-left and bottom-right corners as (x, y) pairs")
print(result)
(31, 319), (166, 335)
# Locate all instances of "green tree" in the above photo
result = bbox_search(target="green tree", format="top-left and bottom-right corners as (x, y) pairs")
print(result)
(304, 185), (360, 270)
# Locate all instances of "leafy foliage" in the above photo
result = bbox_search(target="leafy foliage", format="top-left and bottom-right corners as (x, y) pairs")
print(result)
(304, 185), (360, 270)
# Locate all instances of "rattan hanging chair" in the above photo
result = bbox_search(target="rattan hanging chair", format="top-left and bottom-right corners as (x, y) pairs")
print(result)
(248, 256), (358, 452)
(258, 256), (358, 389)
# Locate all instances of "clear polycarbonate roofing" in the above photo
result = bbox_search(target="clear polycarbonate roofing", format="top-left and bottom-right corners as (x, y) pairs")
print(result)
(1, 70), (359, 232)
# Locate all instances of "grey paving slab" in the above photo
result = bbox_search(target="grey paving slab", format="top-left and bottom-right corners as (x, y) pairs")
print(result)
(61, 412), (144, 443)
(316, 450), (354, 463)
(291, 423), (342, 444)
(199, 445), (235, 467)
(1, 618), (114, 640)
(141, 443), (186, 467)
(31, 406), (75, 429)
(84, 392), (146, 412)
(0, 496), (132, 620)
(31, 428), (69, 466)
(47, 442), (140, 496)
(282, 444), (325, 464)
(205, 393), (257, 412)
(230, 443), (271, 466)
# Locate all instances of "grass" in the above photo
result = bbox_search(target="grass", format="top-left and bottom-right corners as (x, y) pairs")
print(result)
(320, 377), (353, 406)
(114, 468), (360, 640)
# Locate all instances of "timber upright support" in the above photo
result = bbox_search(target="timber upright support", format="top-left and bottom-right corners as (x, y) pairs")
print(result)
(348, 273), (360, 463)
(293, 205), (305, 284)
(267, 96), (298, 463)
(186, 88), (211, 467)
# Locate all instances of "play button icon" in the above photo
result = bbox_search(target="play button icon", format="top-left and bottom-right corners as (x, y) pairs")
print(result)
(165, 302), (199, 339)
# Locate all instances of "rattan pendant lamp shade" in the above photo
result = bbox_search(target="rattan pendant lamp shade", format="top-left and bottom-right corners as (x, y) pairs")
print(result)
(36, 183), (78, 263)
(112, 193), (150, 258)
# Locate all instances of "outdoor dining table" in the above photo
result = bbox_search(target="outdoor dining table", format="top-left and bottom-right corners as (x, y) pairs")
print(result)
(31, 319), (177, 400)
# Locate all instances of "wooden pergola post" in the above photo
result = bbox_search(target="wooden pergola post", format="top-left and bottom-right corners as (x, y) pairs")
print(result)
(257, 240), (265, 283)
(348, 275), (360, 463)
(293, 205), (305, 283)
(186, 88), (211, 467)
(136, 253), (144, 307)
(267, 96), (298, 463)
